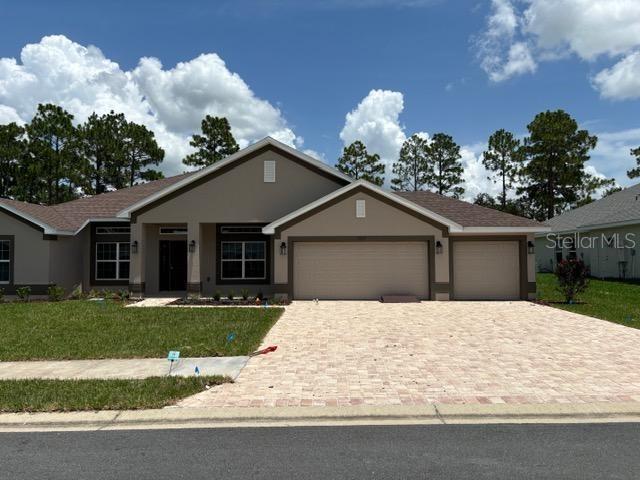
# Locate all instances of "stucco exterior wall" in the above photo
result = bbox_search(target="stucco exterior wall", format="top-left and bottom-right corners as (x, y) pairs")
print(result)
(276, 191), (448, 286)
(0, 211), (51, 289)
(136, 150), (344, 225)
(49, 233), (84, 292)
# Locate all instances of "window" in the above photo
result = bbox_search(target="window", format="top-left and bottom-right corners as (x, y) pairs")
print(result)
(567, 237), (577, 260)
(96, 242), (130, 280)
(221, 241), (266, 280)
(356, 199), (366, 218)
(96, 226), (131, 235)
(159, 227), (187, 235)
(0, 240), (10, 284)
(264, 160), (276, 183)
(220, 226), (263, 235)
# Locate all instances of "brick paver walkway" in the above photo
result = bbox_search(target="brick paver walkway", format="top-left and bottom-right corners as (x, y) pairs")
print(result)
(178, 301), (640, 408)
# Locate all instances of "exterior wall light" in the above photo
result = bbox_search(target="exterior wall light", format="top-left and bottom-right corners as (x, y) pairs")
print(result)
(527, 241), (535, 254)
(435, 240), (443, 254)
(131, 240), (138, 254)
(189, 240), (196, 253)
(280, 241), (287, 255)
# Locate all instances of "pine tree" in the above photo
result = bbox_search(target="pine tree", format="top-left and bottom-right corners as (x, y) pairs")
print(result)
(336, 141), (385, 186)
(0, 123), (26, 198)
(482, 129), (522, 208)
(391, 134), (428, 191)
(628, 146), (640, 179)
(424, 133), (465, 198)
(183, 116), (239, 167)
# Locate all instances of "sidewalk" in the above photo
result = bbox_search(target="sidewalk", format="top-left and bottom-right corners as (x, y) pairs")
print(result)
(1, 402), (639, 432)
(0, 357), (248, 380)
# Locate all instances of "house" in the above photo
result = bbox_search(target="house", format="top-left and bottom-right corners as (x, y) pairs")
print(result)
(0, 137), (547, 300)
(535, 183), (640, 279)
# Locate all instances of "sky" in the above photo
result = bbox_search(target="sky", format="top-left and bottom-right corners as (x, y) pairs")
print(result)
(1, 0), (640, 200)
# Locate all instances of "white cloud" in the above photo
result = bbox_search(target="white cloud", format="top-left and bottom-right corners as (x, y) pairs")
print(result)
(592, 51), (640, 100)
(590, 127), (640, 185)
(0, 35), (303, 175)
(475, 0), (640, 98)
(339, 89), (407, 175)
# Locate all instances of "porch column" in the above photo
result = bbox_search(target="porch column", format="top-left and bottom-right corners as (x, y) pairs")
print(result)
(187, 221), (202, 295)
(129, 221), (146, 295)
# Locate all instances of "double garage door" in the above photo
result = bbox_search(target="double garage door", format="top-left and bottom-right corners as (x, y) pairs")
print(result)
(452, 240), (521, 300)
(293, 241), (429, 300)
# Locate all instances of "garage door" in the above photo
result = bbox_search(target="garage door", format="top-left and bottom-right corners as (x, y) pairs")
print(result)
(293, 241), (429, 300)
(453, 241), (520, 300)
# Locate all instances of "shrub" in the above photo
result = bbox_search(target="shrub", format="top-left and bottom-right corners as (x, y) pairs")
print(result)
(227, 290), (235, 301)
(554, 259), (590, 303)
(47, 285), (65, 302)
(69, 284), (85, 300)
(240, 289), (249, 300)
(213, 291), (221, 302)
(87, 289), (99, 299)
(116, 289), (131, 301)
(0, 288), (4, 303)
(16, 286), (31, 302)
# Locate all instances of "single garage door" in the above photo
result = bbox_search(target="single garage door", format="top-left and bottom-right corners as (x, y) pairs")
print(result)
(453, 241), (520, 300)
(293, 241), (429, 300)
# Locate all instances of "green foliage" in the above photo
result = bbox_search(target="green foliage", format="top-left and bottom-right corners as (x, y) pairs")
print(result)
(240, 288), (249, 300)
(69, 284), (85, 300)
(0, 122), (26, 198)
(336, 140), (385, 186)
(0, 288), (4, 303)
(47, 285), (66, 302)
(629, 147), (640, 179)
(517, 110), (606, 220)
(116, 289), (131, 301)
(15, 286), (31, 302)
(227, 290), (235, 301)
(391, 134), (429, 191)
(554, 259), (590, 303)
(22, 104), (83, 205)
(183, 116), (239, 167)
(424, 133), (464, 198)
(473, 193), (527, 216)
(213, 290), (222, 302)
(482, 129), (523, 208)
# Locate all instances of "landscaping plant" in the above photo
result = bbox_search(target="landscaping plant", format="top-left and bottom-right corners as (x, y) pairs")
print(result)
(16, 286), (31, 302)
(240, 289), (249, 300)
(554, 258), (590, 303)
(227, 290), (235, 301)
(47, 285), (65, 302)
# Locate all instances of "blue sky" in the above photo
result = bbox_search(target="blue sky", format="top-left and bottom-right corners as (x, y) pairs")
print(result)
(1, 0), (640, 198)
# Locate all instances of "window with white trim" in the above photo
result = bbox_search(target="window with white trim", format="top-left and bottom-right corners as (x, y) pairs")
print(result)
(221, 241), (266, 280)
(264, 160), (276, 183)
(356, 199), (366, 218)
(0, 240), (10, 284)
(96, 242), (130, 280)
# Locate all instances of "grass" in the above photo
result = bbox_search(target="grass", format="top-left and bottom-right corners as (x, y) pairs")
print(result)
(537, 273), (640, 329)
(0, 376), (228, 412)
(0, 300), (283, 361)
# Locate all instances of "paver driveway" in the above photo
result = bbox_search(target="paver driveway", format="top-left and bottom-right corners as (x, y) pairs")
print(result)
(178, 301), (640, 408)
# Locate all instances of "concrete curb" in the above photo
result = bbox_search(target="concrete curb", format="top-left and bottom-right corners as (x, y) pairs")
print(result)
(1, 402), (640, 431)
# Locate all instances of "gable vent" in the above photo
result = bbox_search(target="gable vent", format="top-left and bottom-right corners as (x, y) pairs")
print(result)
(264, 160), (276, 183)
(356, 199), (366, 218)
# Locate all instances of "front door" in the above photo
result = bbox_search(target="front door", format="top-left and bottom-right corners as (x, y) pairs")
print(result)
(159, 240), (187, 291)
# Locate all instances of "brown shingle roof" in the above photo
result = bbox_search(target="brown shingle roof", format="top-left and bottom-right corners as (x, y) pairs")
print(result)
(0, 172), (195, 233)
(396, 190), (543, 228)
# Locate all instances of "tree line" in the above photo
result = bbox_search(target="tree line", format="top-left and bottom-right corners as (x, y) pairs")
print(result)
(0, 105), (637, 222)
(336, 109), (627, 221)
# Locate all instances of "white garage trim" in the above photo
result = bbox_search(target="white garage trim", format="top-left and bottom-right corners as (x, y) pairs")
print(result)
(450, 236), (527, 300)
(288, 236), (436, 300)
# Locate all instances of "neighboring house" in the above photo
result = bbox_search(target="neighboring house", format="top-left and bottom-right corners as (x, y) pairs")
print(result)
(0, 137), (546, 300)
(535, 183), (640, 279)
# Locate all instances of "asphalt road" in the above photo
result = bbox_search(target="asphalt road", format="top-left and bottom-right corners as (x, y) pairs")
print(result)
(1, 423), (638, 479)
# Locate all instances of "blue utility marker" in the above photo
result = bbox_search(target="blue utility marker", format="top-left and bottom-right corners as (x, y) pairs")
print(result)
(226, 332), (237, 343)
(167, 351), (180, 361)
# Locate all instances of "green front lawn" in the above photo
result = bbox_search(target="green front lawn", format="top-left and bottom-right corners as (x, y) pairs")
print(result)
(0, 376), (228, 412)
(537, 273), (640, 329)
(0, 301), (283, 361)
